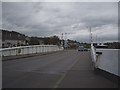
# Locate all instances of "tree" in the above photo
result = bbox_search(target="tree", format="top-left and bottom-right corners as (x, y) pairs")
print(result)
(29, 37), (39, 45)
(49, 36), (60, 45)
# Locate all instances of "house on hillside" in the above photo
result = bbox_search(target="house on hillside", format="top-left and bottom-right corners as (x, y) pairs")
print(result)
(2, 30), (30, 48)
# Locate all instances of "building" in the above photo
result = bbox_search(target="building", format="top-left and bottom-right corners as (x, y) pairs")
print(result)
(1, 30), (29, 48)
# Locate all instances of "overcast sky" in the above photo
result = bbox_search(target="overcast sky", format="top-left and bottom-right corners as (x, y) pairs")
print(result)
(2, 2), (118, 43)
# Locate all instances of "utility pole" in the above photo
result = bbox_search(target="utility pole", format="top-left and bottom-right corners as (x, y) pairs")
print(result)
(61, 33), (64, 47)
(89, 27), (93, 44)
(96, 35), (98, 43)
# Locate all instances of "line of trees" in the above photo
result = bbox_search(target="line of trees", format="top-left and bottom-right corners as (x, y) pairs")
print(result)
(104, 42), (120, 49)
(29, 36), (61, 46)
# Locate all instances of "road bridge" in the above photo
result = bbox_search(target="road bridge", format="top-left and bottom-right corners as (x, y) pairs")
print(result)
(2, 50), (118, 88)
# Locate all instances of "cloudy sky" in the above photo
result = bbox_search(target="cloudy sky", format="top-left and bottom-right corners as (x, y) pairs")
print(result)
(1, 1), (118, 43)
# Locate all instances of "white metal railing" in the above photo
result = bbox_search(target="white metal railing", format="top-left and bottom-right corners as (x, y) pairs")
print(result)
(0, 45), (64, 57)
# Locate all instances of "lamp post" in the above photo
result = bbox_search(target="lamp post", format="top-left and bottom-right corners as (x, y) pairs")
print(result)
(95, 31), (104, 44)
(61, 32), (71, 49)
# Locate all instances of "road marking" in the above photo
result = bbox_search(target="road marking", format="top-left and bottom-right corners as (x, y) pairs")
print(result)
(53, 54), (80, 88)
(53, 72), (67, 88)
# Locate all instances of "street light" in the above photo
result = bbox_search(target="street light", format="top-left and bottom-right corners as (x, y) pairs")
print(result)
(72, 25), (93, 44)
(60, 33), (64, 47)
(61, 32), (72, 49)
(95, 31), (104, 44)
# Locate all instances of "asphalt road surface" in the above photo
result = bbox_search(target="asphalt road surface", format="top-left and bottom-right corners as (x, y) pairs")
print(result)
(2, 50), (118, 88)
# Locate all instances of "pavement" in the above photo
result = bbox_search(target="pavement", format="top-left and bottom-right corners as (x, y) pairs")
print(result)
(2, 50), (118, 88)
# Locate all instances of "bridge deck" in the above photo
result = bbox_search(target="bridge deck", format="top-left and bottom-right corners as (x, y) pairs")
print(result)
(2, 50), (118, 88)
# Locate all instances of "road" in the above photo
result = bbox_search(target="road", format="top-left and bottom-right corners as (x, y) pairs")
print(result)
(2, 50), (118, 88)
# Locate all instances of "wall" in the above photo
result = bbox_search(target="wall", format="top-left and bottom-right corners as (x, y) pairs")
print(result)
(0, 45), (64, 57)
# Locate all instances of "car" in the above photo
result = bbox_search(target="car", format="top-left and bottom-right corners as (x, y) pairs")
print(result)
(78, 46), (88, 51)
(83, 48), (88, 51)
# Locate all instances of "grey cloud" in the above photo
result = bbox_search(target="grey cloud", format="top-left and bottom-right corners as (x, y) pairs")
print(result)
(2, 2), (118, 42)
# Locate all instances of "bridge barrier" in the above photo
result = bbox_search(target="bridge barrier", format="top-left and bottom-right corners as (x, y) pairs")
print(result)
(90, 44), (99, 70)
(90, 44), (96, 63)
(90, 44), (119, 76)
(0, 45), (64, 57)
